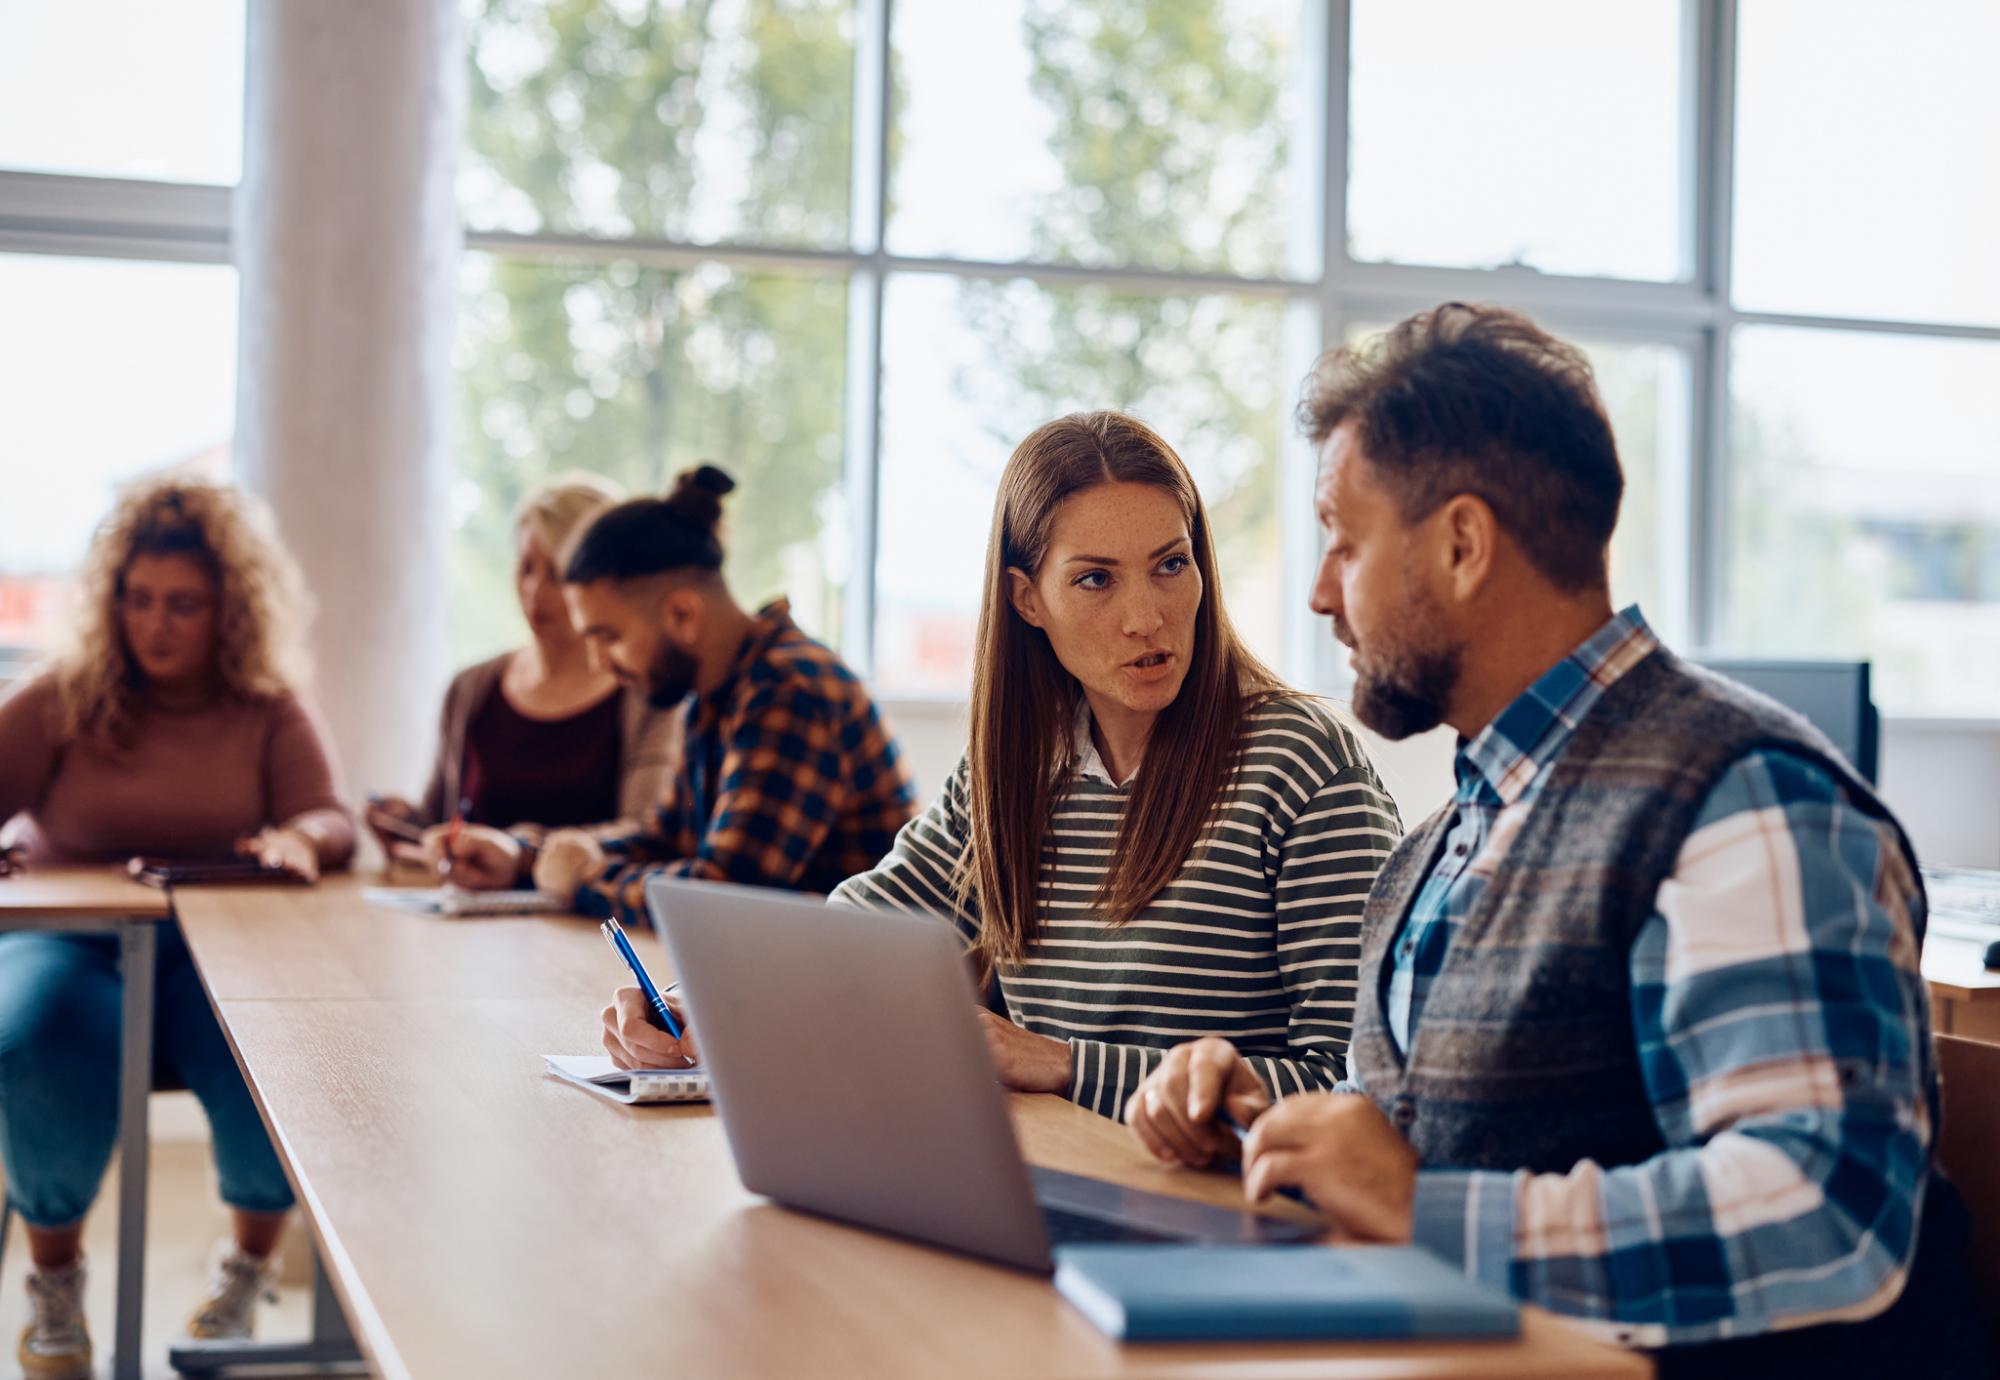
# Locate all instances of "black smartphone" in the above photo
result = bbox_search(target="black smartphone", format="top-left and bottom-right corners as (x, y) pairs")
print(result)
(126, 857), (309, 889)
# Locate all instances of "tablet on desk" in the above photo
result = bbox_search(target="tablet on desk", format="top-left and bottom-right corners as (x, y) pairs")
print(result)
(127, 857), (309, 889)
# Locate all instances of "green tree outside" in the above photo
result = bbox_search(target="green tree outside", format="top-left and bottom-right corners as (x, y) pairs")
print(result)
(455, 0), (856, 663)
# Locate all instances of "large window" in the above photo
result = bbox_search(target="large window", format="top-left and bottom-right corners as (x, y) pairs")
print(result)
(1346, 0), (1689, 282)
(0, 256), (238, 650)
(452, 0), (2000, 716)
(0, 3), (243, 661)
(0, 0), (244, 186)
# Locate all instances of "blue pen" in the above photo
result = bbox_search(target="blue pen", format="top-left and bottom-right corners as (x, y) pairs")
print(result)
(600, 916), (684, 1039)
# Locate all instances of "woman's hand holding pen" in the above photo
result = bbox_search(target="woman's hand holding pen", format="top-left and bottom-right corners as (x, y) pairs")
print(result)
(602, 985), (696, 1070)
(419, 823), (523, 891)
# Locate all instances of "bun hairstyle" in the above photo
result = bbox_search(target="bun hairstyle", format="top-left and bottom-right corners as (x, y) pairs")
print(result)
(562, 463), (738, 585)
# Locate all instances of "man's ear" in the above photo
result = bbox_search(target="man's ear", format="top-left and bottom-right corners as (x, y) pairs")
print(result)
(1006, 567), (1044, 629)
(1436, 494), (1498, 603)
(659, 584), (705, 644)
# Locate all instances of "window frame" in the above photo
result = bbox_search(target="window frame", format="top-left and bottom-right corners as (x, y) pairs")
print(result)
(7, 0), (1999, 716)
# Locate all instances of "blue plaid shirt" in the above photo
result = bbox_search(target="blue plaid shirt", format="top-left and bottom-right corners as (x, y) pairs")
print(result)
(1385, 607), (1937, 1348)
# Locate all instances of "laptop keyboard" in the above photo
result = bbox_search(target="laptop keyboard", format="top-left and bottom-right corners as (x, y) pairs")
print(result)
(1040, 1205), (1180, 1247)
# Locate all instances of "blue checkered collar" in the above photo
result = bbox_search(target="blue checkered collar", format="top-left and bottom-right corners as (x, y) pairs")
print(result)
(1454, 605), (1660, 807)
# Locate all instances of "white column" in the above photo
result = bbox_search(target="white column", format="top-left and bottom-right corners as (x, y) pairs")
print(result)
(233, 0), (463, 797)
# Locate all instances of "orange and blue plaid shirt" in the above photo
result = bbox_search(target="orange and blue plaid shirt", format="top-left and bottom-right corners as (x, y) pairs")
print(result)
(573, 600), (917, 919)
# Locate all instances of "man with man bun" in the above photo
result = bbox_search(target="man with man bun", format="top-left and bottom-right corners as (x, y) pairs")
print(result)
(438, 464), (917, 913)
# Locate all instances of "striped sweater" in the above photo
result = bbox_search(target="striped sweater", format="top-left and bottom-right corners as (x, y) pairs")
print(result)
(830, 696), (1403, 1119)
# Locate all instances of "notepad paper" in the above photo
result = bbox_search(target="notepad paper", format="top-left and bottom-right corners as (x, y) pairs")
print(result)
(363, 886), (567, 917)
(543, 1055), (710, 1105)
(1053, 1244), (1519, 1342)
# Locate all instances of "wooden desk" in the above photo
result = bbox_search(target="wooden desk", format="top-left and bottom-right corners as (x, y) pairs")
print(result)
(0, 868), (172, 1380)
(173, 877), (612, 1005)
(0, 867), (171, 920)
(1926, 935), (2000, 1043)
(172, 884), (1647, 1380)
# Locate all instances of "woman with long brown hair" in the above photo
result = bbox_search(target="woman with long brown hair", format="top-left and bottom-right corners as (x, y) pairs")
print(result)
(608, 411), (1402, 1122)
(0, 479), (354, 1376)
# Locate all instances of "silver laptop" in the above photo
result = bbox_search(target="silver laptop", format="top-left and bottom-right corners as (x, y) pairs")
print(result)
(645, 876), (1320, 1272)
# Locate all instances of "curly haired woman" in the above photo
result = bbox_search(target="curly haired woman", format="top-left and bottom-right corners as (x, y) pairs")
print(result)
(0, 478), (354, 1378)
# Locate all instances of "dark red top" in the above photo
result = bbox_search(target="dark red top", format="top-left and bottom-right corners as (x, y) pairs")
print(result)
(459, 681), (623, 830)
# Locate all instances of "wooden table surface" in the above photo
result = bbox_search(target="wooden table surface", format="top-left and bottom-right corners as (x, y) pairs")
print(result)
(1923, 934), (2000, 1004)
(0, 866), (173, 919)
(174, 880), (1647, 1380)
(172, 876), (614, 1004)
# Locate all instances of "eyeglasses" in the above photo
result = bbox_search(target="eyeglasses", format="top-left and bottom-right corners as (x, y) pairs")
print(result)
(120, 592), (215, 621)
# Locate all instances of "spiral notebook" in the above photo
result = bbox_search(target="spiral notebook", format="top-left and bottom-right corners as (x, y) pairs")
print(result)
(542, 1055), (710, 1105)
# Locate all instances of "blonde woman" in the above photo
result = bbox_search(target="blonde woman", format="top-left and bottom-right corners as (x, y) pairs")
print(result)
(365, 474), (678, 883)
(0, 479), (354, 1375)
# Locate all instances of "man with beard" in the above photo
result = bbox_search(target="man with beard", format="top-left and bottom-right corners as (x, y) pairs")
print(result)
(435, 464), (917, 914)
(1122, 304), (1985, 1377)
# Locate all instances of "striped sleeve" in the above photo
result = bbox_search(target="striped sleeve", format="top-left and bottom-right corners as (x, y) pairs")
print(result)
(829, 756), (980, 945)
(1408, 749), (1934, 1348)
(1245, 759), (1400, 1097)
(1072, 703), (1402, 1116)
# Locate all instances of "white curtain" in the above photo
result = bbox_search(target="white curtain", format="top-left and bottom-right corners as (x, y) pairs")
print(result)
(233, 0), (464, 800)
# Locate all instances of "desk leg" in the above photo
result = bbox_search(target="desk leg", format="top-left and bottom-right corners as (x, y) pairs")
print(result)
(166, 1248), (364, 1375)
(114, 923), (156, 1380)
(309, 1252), (355, 1349)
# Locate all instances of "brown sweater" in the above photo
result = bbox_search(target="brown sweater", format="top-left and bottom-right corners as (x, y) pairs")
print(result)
(0, 671), (355, 867)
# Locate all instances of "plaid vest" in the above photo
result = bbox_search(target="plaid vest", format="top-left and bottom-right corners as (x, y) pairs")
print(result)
(1349, 645), (1919, 1173)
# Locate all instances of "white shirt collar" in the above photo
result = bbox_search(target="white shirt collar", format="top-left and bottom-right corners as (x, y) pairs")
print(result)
(1072, 700), (1136, 787)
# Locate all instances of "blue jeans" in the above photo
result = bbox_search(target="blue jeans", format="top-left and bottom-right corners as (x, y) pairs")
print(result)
(0, 923), (294, 1228)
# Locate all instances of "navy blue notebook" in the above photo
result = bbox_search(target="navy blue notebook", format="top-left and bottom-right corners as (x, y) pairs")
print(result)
(1053, 1244), (1520, 1343)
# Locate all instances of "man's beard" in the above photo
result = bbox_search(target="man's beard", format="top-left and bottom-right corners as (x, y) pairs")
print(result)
(1338, 599), (1461, 741)
(644, 640), (702, 709)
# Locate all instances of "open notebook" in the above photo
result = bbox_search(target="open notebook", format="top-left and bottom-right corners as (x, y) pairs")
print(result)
(362, 886), (566, 918)
(543, 1055), (711, 1105)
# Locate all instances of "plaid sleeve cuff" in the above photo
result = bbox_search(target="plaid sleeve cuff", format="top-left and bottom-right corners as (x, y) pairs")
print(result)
(1410, 1168), (1519, 1289)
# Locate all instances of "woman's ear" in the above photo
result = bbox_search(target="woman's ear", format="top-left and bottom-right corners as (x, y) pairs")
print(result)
(1006, 567), (1044, 629)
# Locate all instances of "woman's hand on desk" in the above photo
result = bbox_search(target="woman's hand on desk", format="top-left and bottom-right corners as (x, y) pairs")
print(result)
(1123, 1036), (1271, 1169)
(978, 1009), (1074, 1094)
(238, 826), (321, 884)
(420, 823), (524, 891)
(0, 844), (24, 878)
(603, 985), (697, 1069)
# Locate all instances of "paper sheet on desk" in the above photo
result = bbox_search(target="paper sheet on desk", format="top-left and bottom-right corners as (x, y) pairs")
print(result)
(362, 886), (566, 917)
(543, 1055), (710, 1105)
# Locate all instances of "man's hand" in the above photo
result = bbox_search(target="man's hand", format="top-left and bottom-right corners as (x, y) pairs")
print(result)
(1122, 1036), (1272, 1168)
(420, 823), (524, 892)
(601, 985), (697, 1069)
(533, 829), (607, 898)
(977, 1009), (1073, 1094)
(1242, 1092), (1418, 1242)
